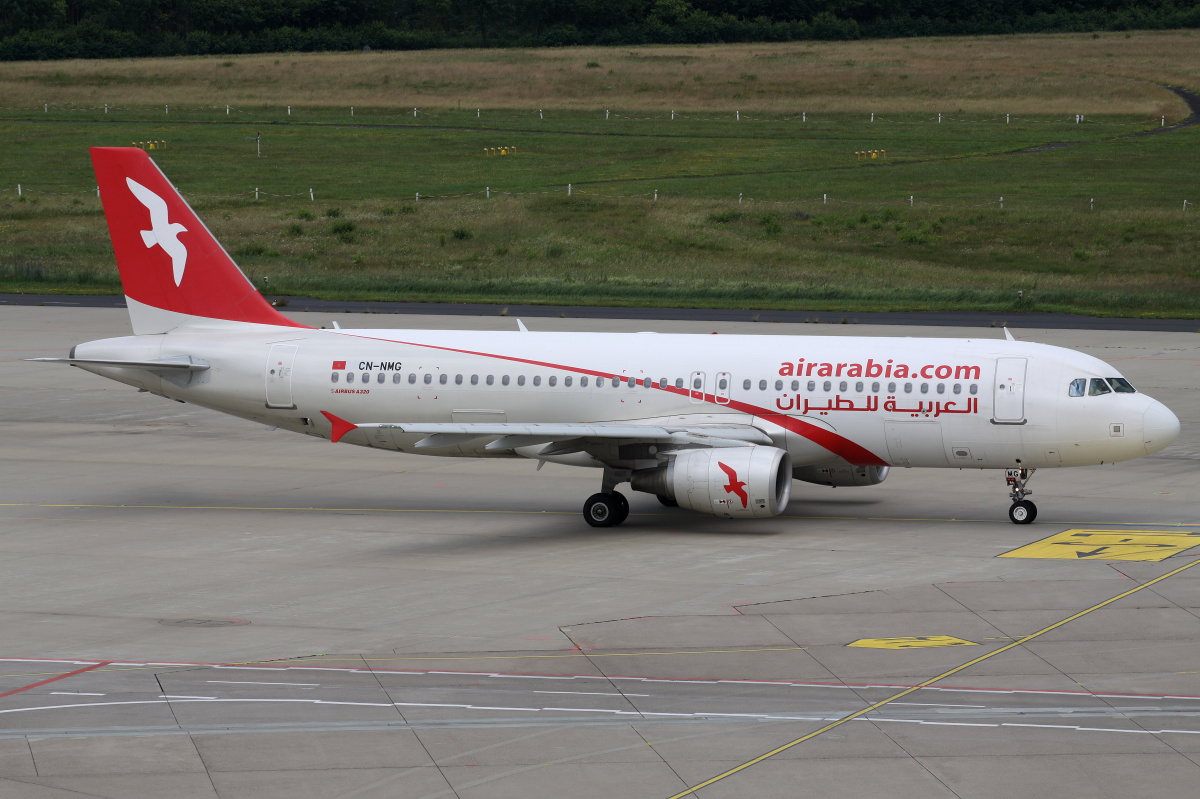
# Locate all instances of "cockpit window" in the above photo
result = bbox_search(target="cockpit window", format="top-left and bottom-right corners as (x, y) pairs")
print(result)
(1108, 377), (1136, 393)
(1068, 378), (1086, 397)
(1089, 378), (1112, 396)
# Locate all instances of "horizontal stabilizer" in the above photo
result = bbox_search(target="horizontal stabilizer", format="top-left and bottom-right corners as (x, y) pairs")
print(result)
(27, 356), (210, 371)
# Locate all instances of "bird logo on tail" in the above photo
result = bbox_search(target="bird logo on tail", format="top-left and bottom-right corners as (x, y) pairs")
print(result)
(126, 177), (188, 286)
(717, 461), (748, 508)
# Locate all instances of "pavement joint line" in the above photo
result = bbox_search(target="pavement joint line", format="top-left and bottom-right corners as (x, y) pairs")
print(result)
(2, 504), (1196, 527)
(662, 556), (1200, 799)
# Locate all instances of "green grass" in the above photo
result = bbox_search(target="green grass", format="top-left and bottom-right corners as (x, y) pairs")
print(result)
(1, 106), (1198, 316)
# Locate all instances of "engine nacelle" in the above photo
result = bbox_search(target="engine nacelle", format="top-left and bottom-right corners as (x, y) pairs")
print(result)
(631, 446), (791, 518)
(793, 464), (890, 487)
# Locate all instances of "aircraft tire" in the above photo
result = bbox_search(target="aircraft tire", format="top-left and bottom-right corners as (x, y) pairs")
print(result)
(584, 493), (618, 527)
(1008, 500), (1037, 524)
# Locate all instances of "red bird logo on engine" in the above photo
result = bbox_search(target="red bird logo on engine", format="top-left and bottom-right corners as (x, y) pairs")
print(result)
(717, 462), (748, 508)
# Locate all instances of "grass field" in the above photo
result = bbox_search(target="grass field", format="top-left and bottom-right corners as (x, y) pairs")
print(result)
(2, 31), (1199, 316)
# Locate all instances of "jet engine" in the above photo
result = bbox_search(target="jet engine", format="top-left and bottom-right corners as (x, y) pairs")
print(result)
(793, 464), (890, 487)
(631, 446), (791, 518)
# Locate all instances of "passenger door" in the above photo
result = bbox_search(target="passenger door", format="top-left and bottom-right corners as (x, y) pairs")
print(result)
(993, 357), (1027, 423)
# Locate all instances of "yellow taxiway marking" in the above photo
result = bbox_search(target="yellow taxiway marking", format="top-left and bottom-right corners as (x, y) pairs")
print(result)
(847, 636), (978, 649)
(663, 556), (1200, 799)
(999, 529), (1200, 562)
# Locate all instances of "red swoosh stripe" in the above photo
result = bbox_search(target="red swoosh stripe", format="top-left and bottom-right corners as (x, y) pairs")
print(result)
(338, 332), (888, 466)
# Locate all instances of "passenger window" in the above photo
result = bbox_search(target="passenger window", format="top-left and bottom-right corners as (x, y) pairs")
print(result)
(920, 383), (929, 394)
(517, 375), (525, 386)
(823, 381), (831, 392)
(839, 381), (847, 392)
(1068, 378), (1085, 397)
(439, 373), (447, 385)
(581, 376), (588, 387)
(953, 383), (961, 394)
(660, 377), (668, 388)
(534, 376), (542, 387)
(871, 381), (879, 392)
(331, 372), (339, 383)
(969, 384), (978, 395)
(692, 376), (701, 390)
(470, 375), (478, 385)
(759, 379), (767, 390)
(502, 375), (510, 386)
(565, 376), (573, 387)
(347, 373), (355, 384)
(408, 373), (417, 384)
(808, 380), (816, 391)
(775, 379), (783, 391)
(392, 373), (401, 384)
(719, 377), (728, 390)
(675, 378), (684, 389)
(549, 376), (557, 387)
(486, 375), (494, 386)
(1089, 378), (1111, 396)
(904, 383), (913, 393)
(936, 383), (944, 394)
(856, 381), (864, 392)
(455, 374), (463, 385)
(1108, 377), (1136, 393)
(424, 374), (432, 385)
(887, 381), (896, 393)
(791, 380), (799, 391)
(743, 379), (751, 391)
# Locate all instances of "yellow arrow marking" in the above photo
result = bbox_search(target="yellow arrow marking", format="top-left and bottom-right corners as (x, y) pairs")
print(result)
(999, 529), (1200, 562)
(847, 636), (978, 649)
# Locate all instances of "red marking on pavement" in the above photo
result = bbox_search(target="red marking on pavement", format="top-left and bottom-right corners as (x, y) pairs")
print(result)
(0, 661), (111, 698)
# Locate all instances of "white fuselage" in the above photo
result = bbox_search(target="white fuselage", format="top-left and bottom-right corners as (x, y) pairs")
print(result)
(71, 326), (1178, 471)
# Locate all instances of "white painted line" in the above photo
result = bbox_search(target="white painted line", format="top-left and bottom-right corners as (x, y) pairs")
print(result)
(533, 691), (649, 697)
(207, 681), (319, 687)
(891, 702), (987, 708)
(160, 695), (216, 700)
(49, 692), (105, 696)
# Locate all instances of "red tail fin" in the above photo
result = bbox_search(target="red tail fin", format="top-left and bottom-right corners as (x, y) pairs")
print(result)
(90, 147), (305, 334)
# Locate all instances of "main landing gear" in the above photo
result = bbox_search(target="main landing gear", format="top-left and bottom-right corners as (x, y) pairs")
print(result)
(1006, 466), (1037, 524)
(583, 467), (632, 528)
(583, 491), (629, 527)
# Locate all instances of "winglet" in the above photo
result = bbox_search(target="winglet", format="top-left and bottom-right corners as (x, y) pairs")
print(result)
(321, 410), (358, 443)
(1003, 327), (1015, 341)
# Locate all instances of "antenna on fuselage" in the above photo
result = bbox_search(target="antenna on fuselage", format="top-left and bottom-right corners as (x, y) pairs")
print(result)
(517, 319), (528, 332)
(1003, 326), (1015, 341)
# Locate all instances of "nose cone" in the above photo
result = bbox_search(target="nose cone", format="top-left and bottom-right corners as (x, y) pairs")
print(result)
(1143, 401), (1180, 454)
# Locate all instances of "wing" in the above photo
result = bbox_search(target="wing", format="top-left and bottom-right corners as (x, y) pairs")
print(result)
(125, 177), (169, 226)
(320, 412), (773, 454)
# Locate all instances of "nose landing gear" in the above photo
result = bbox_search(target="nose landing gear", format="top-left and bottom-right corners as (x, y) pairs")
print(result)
(1006, 466), (1037, 524)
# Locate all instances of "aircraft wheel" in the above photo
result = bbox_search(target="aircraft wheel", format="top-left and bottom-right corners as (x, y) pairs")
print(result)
(610, 491), (629, 525)
(1008, 500), (1037, 525)
(657, 495), (679, 508)
(584, 493), (618, 527)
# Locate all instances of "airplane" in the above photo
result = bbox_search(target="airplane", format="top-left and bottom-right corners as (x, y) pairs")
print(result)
(31, 148), (1181, 527)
